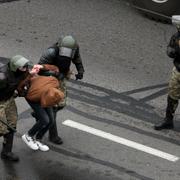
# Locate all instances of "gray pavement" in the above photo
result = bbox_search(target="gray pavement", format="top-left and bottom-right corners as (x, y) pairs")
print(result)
(0, 0), (180, 180)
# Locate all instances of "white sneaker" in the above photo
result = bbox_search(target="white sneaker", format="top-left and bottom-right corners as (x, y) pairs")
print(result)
(22, 134), (39, 150)
(35, 141), (49, 152)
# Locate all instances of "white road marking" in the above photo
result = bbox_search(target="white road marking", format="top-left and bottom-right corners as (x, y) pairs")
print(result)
(62, 120), (179, 162)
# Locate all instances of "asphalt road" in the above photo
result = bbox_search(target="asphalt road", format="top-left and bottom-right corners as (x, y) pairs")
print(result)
(0, 0), (180, 180)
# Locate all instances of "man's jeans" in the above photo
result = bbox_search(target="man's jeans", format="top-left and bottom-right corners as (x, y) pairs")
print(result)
(27, 100), (55, 140)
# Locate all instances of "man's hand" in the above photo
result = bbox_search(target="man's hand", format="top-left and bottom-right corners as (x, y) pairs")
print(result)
(75, 73), (83, 80)
(29, 64), (43, 75)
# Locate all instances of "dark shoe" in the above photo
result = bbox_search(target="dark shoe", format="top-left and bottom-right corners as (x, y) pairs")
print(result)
(49, 136), (63, 145)
(1, 152), (19, 162)
(1, 132), (19, 162)
(154, 121), (174, 130)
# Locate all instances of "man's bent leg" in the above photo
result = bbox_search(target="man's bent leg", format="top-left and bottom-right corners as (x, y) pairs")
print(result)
(48, 109), (63, 144)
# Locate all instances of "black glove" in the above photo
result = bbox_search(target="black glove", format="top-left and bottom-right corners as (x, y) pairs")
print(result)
(75, 73), (83, 80)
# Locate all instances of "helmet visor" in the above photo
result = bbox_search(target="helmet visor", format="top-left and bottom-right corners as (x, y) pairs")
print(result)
(18, 61), (33, 71)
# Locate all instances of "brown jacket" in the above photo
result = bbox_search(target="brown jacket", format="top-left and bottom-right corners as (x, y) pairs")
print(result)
(17, 64), (64, 107)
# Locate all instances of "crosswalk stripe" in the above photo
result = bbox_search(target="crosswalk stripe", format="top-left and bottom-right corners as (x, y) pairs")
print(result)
(62, 120), (179, 162)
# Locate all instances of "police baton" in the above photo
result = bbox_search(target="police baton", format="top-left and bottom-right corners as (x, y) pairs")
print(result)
(0, 119), (17, 132)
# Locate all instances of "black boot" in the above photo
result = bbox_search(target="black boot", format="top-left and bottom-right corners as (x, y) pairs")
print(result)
(154, 118), (174, 130)
(154, 96), (178, 130)
(49, 136), (63, 144)
(49, 121), (63, 144)
(49, 111), (63, 145)
(1, 132), (19, 162)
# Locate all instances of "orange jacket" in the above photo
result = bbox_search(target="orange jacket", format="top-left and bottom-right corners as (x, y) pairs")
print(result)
(17, 64), (64, 107)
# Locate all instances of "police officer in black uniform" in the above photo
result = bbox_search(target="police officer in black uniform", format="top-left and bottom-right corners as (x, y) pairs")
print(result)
(32, 35), (85, 144)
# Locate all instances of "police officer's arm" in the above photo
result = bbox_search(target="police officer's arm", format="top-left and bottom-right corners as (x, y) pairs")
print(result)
(16, 74), (31, 97)
(38, 46), (59, 65)
(72, 45), (85, 79)
(167, 34), (178, 58)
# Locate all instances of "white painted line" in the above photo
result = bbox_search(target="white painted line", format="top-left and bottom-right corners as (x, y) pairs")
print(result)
(62, 120), (179, 162)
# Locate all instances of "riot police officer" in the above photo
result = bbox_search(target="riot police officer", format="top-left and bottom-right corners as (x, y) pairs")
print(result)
(33, 35), (85, 144)
(154, 15), (180, 130)
(0, 55), (32, 161)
